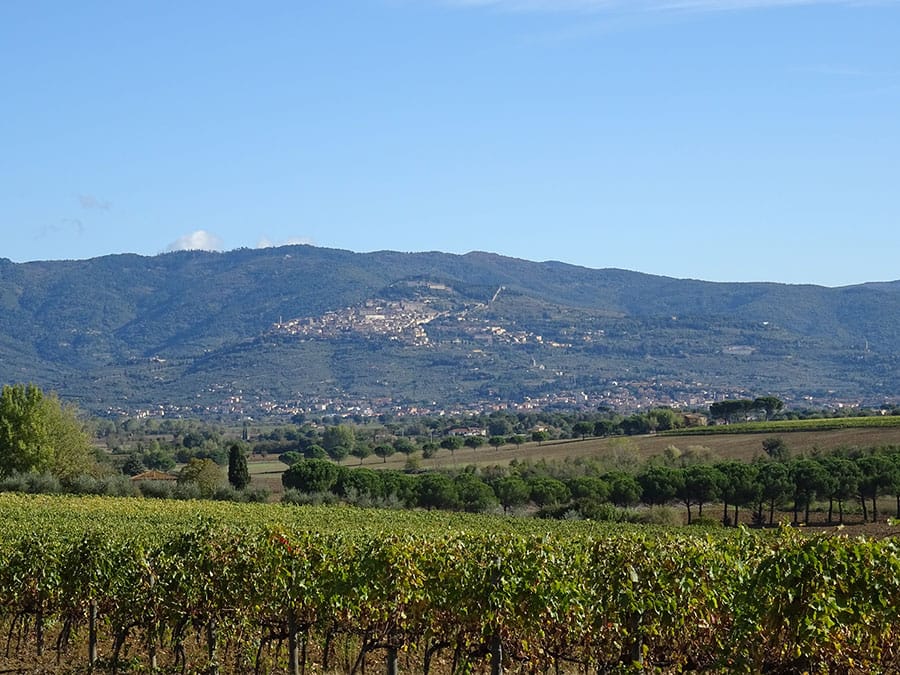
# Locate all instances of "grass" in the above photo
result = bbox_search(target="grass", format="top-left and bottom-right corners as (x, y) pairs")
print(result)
(661, 415), (900, 436)
(248, 459), (287, 475)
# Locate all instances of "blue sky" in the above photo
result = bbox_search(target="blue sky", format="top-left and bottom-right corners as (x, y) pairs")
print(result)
(2, 0), (898, 286)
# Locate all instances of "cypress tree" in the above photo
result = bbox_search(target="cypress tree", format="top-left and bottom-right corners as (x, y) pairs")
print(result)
(227, 443), (250, 490)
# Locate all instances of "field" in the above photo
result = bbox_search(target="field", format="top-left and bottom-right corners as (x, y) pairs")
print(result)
(3, 494), (900, 674)
(248, 425), (900, 498)
(248, 426), (900, 533)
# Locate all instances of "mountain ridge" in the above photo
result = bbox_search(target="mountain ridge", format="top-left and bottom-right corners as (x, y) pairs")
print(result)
(0, 245), (896, 418)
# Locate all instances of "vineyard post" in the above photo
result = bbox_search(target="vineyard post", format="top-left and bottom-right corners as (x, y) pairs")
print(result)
(88, 599), (98, 669)
(626, 565), (643, 668)
(288, 613), (300, 675)
(490, 554), (504, 675)
(387, 645), (399, 675)
(36, 609), (45, 657)
(490, 632), (503, 675)
(207, 618), (218, 675)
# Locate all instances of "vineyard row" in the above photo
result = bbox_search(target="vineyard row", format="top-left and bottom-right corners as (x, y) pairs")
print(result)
(1, 494), (899, 673)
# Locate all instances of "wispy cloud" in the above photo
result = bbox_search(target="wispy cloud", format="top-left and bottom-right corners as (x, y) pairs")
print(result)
(78, 194), (111, 210)
(438, 0), (895, 13)
(256, 236), (315, 249)
(166, 230), (224, 252)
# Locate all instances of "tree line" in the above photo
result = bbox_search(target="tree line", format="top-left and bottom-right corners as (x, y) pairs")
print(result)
(3, 382), (899, 526)
(96, 394), (900, 478)
(281, 440), (900, 526)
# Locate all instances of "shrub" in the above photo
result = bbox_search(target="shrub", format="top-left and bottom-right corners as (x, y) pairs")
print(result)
(690, 515), (721, 528)
(578, 502), (643, 523)
(212, 485), (240, 502)
(0, 472), (29, 493)
(138, 480), (174, 499)
(637, 506), (684, 527)
(243, 487), (271, 503)
(25, 471), (62, 495)
(281, 489), (340, 506)
(173, 482), (202, 501)
(62, 474), (102, 495)
(98, 475), (138, 497)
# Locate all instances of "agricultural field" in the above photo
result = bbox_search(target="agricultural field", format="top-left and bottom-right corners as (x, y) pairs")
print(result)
(249, 424), (900, 489)
(663, 415), (900, 436)
(1, 494), (899, 674)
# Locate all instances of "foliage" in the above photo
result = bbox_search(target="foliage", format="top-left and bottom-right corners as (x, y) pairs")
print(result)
(439, 435), (464, 453)
(761, 436), (790, 461)
(494, 475), (531, 512)
(454, 473), (499, 513)
(281, 459), (340, 494)
(227, 442), (250, 490)
(279, 450), (303, 466)
(178, 458), (224, 498)
(464, 435), (486, 450)
(605, 471), (642, 507)
(531, 429), (549, 445)
(392, 437), (416, 455)
(121, 454), (146, 476)
(678, 463), (724, 524)
(0, 383), (95, 480)
(527, 476), (570, 507)
(2, 495), (900, 674)
(322, 425), (355, 461)
(373, 443), (395, 463)
(637, 465), (684, 506)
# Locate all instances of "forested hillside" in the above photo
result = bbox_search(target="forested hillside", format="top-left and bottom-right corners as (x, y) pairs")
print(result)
(0, 246), (897, 417)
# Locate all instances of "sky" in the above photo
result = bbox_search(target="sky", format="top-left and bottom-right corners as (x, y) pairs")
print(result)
(1, 1), (898, 286)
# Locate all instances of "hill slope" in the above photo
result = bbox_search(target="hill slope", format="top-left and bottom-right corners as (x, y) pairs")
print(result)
(0, 247), (896, 417)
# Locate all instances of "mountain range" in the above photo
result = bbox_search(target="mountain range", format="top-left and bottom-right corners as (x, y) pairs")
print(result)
(1, 246), (897, 419)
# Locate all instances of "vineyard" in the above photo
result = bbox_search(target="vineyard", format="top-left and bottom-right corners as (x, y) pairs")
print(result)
(2, 494), (900, 673)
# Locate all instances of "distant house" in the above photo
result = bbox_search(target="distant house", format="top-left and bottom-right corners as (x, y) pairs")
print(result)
(682, 413), (708, 427)
(130, 470), (177, 483)
(447, 427), (487, 437)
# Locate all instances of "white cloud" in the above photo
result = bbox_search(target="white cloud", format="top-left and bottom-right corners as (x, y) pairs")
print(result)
(256, 236), (315, 249)
(166, 230), (224, 252)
